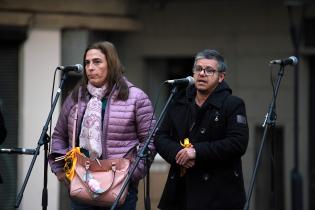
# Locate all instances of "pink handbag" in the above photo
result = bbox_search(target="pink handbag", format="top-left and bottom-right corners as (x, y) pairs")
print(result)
(69, 153), (130, 206)
(67, 105), (130, 206)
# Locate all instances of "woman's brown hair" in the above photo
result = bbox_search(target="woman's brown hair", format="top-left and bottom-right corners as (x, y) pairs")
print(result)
(72, 41), (129, 101)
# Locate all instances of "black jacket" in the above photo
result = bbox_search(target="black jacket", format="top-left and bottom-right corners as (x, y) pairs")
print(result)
(155, 81), (249, 210)
(0, 110), (6, 145)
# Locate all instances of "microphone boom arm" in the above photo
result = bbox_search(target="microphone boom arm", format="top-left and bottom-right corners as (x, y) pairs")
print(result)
(0, 148), (37, 155)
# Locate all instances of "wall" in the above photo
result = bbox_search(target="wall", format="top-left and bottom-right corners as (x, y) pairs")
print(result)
(18, 29), (61, 210)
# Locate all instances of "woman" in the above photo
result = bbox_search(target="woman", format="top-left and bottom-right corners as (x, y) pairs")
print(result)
(49, 41), (156, 210)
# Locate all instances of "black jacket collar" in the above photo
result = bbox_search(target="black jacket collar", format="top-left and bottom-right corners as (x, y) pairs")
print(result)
(174, 81), (232, 110)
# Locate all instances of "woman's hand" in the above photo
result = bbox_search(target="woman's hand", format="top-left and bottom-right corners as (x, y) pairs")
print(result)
(56, 171), (70, 189)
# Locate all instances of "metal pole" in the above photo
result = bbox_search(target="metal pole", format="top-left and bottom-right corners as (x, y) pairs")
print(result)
(286, 2), (305, 210)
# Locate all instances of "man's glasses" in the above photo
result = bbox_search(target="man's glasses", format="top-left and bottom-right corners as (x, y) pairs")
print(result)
(193, 65), (219, 76)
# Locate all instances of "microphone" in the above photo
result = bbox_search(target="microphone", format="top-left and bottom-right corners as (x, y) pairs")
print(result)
(269, 56), (298, 66)
(0, 148), (37, 155)
(165, 76), (195, 86)
(57, 64), (83, 73)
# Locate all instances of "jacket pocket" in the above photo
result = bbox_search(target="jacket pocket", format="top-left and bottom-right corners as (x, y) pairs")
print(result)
(209, 167), (246, 209)
(159, 167), (179, 205)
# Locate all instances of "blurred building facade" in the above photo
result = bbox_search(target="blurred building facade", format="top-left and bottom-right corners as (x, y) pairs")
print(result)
(0, 0), (314, 210)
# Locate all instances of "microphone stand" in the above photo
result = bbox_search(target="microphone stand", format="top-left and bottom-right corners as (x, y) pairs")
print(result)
(243, 65), (286, 210)
(15, 72), (69, 209)
(110, 85), (178, 210)
(144, 160), (151, 210)
(287, 4), (305, 210)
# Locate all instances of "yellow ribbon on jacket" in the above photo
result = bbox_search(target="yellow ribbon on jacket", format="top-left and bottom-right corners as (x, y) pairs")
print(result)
(180, 138), (192, 148)
(179, 138), (192, 177)
(64, 147), (81, 181)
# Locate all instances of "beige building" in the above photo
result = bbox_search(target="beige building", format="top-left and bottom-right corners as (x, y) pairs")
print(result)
(0, 0), (314, 210)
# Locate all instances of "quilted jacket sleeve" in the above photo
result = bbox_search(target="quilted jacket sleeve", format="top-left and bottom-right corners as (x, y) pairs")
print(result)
(131, 88), (156, 182)
(48, 94), (75, 173)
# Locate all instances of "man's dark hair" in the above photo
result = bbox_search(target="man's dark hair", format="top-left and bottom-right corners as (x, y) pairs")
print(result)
(194, 49), (227, 72)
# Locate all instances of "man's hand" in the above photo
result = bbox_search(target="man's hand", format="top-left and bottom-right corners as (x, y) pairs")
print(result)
(182, 159), (195, 168)
(175, 147), (196, 166)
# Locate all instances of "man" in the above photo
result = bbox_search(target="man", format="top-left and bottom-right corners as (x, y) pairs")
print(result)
(155, 49), (249, 210)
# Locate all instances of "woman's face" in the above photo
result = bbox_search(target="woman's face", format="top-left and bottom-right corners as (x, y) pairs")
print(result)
(84, 49), (108, 87)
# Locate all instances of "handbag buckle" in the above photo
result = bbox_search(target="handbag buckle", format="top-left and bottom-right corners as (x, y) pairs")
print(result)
(85, 161), (90, 170)
(111, 162), (116, 172)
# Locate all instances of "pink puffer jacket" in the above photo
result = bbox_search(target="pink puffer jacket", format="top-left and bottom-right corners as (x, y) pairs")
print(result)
(49, 79), (156, 182)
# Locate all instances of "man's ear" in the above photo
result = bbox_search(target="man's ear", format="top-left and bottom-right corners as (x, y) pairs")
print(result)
(219, 72), (225, 83)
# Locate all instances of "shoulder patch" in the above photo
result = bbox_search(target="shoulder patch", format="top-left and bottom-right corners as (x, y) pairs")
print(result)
(236, 115), (247, 125)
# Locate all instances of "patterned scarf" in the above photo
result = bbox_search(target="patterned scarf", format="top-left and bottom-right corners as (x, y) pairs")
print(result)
(79, 82), (107, 159)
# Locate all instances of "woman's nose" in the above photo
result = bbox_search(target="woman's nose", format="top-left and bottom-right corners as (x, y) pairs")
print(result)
(86, 63), (94, 71)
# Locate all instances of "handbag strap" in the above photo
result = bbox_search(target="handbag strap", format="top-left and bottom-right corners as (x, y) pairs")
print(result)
(72, 87), (82, 149)
(123, 144), (137, 160)
(72, 105), (79, 149)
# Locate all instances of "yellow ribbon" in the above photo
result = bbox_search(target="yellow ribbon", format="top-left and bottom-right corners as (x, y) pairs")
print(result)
(180, 138), (192, 148)
(64, 147), (81, 181)
(179, 138), (192, 177)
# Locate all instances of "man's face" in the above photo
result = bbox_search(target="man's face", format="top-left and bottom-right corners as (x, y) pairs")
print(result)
(193, 58), (225, 95)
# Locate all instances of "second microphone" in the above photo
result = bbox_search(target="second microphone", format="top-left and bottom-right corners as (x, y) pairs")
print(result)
(165, 76), (195, 86)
